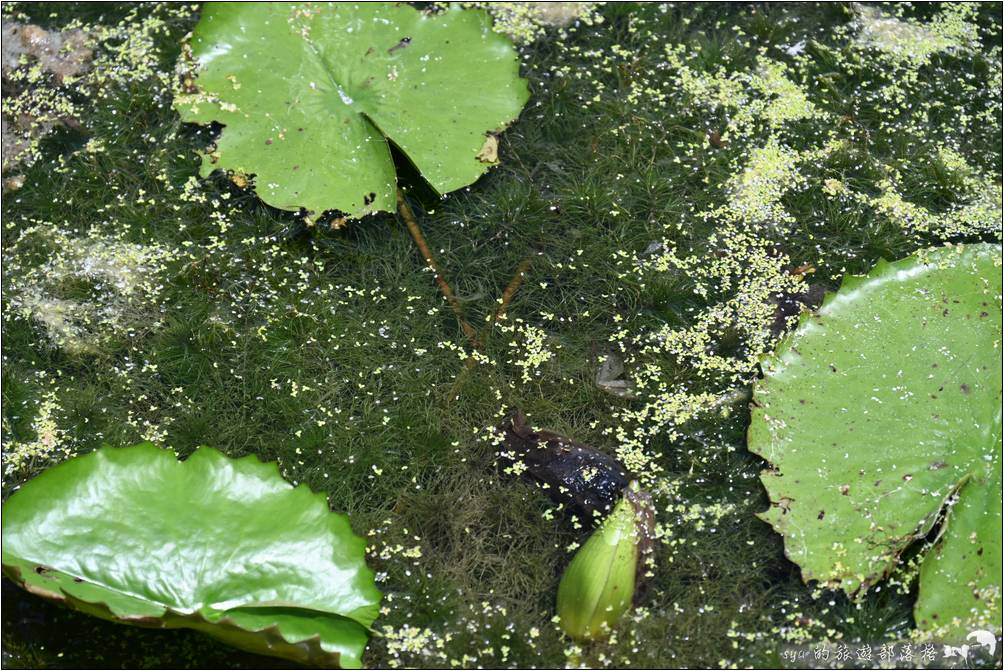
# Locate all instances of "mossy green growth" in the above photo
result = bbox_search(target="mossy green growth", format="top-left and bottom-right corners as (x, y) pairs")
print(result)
(2, 1), (1002, 668)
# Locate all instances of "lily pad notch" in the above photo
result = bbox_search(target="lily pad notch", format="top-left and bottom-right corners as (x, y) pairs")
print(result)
(2, 444), (383, 668)
(748, 243), (1002, 637)
(174, 2), (530, 220)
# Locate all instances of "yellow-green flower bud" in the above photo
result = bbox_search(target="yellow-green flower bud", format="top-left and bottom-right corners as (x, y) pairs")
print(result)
(556, 482), (654, 640)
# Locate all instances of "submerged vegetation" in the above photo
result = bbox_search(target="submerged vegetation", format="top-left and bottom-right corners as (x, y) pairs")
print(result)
(2, 2), (1001, 668)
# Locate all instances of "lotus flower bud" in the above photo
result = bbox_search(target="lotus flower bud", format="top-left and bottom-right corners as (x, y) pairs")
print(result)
(556, 482), (654, 640)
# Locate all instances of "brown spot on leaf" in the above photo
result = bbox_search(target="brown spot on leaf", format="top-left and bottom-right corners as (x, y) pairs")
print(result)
(476, 134), (499, 164)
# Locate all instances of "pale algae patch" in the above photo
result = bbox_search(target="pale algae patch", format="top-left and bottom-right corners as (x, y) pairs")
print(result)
(663, 52), (824, 139)
(5, 228), (178, 354)
(865, 179), (1003, 238)
(1, 19), (93, 184)
(853, 2), (981, 65)
(503, 320), (559, 384)
(725, 140), (804, 226)
(458, 2), (604, 45)
(2, 5), (192, 189)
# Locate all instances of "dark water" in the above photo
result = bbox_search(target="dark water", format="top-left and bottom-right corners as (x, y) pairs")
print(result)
(1, 578), (295, 669)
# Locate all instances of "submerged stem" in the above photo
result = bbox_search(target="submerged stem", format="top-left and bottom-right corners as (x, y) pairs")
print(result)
(444, 254), (537, 405)
(491, 253), (534, 323)
(396, 189), (480, 348)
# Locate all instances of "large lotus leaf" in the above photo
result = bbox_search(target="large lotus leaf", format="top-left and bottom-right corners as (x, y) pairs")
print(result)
(1, 444), (382, 668)
(748, 244), (1002, 636)
(174, 2), (529, 218)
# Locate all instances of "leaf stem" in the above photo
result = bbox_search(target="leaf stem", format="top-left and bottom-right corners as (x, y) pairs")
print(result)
(396, 189), (480, 348)
(444, 253), (536, 406)
(491, 253), (535, 323)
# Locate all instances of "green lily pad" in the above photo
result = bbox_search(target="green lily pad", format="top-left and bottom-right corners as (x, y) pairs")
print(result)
(174, 2), (529, 218)
(748, 244), (1002, 636)
(1, 444), (382, 668)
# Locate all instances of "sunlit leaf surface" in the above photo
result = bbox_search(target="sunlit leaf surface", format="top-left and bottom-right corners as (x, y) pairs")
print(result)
(174, 2), (529, 218)
(1, 444), (382, 668)
(749, 244), (1002, 636)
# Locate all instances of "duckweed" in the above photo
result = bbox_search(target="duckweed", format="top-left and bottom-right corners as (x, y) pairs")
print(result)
(2, 2), (1000, 668)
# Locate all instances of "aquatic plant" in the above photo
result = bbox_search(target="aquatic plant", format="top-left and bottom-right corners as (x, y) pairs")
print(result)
(749, 243), (1002, 636)
(174, 2), (529, 220)
(556, 483), (654, 640)
(3, 2), (1002, 667)
(1, 444), (382, 668)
